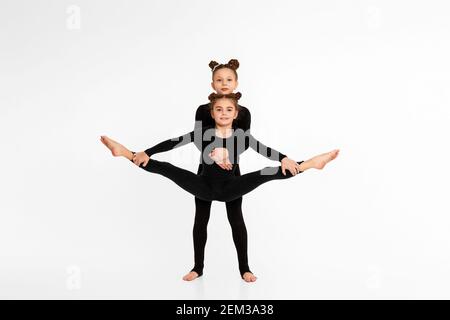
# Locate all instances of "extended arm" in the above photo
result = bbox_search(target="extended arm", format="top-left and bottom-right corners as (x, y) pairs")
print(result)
(145, 131), (195, 157)
(244, 132), (304, 175)
(245, 133), (287, 162)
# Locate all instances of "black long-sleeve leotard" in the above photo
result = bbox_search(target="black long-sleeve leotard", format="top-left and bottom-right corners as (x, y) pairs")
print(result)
(136, 125), (302, 202)
(193, 102), (257, 169)
(192, 103), (253, 277)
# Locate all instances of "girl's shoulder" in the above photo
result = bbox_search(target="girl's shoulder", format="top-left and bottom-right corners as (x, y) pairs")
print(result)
(197, 103), (209, 110)
(238, 103), (250, 114)
(195, 103), (214, 125)
(195, 103), (210, 115)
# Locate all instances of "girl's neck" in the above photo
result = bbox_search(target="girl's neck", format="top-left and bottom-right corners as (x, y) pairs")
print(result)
(214, 124), (233, 138)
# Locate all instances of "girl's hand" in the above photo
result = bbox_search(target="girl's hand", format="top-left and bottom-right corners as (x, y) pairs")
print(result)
(133, 151), (150, 167)
(209, 148), (233, 170)
(281, 157), (301, 176)
(217, 158), (233, 170)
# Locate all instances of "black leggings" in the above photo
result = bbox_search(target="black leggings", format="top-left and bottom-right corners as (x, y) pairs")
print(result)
(137, 159), (304, 202)
(131, 156), (303, 276)
(192, 165), (250, 277)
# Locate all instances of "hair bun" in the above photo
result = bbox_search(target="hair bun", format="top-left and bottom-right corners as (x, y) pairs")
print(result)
(227, 59), (239, 70)
(209, 92), (241, 102)
(208, 92), (219, 101)
(209, 60), (219, 70)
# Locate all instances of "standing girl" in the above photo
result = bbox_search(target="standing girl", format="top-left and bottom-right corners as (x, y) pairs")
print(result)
(132, 60), (302, 282)
(100, 90), (339, 280)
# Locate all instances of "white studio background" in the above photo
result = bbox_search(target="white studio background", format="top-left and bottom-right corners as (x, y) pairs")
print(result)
(0, 0), (449, 299)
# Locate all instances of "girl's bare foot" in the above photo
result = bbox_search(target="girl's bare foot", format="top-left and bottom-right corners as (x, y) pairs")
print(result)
(100, 136), (133, 160)
(242, 272), (257, 282)
(300, 149), (339, 171)
(182, 271), (199, 281)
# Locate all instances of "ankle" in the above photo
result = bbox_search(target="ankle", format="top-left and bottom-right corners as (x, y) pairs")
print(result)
(191, 269), (203, 277)
(298, 160), (310, 172)
(124, 150), (134, 161)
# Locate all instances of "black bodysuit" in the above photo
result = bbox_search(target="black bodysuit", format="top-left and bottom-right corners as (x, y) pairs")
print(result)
(137, 126), (303, 202)
(132, 104), (302, 277)
(192, 103), (253, 277)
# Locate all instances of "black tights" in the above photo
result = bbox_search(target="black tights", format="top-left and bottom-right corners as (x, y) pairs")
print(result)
(191, 165), (250, 278)
(136, 159), (303, 202)
(130, 154), (303, 276)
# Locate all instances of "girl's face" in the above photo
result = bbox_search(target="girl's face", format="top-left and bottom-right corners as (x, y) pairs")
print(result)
(211, 68), (238, 94)
(210, 98), (239, 127)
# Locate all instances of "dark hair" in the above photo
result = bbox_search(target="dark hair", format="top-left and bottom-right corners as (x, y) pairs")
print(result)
(208, 92), (242, 111)
(209, 59), (239, 80)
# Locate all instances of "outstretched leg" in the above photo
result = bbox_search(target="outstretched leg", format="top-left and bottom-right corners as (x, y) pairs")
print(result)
(219, 162), (304, 202)
(137, 159), (214, 201)
(220, 149), (340, 202)
(100, 136), (214, 201)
